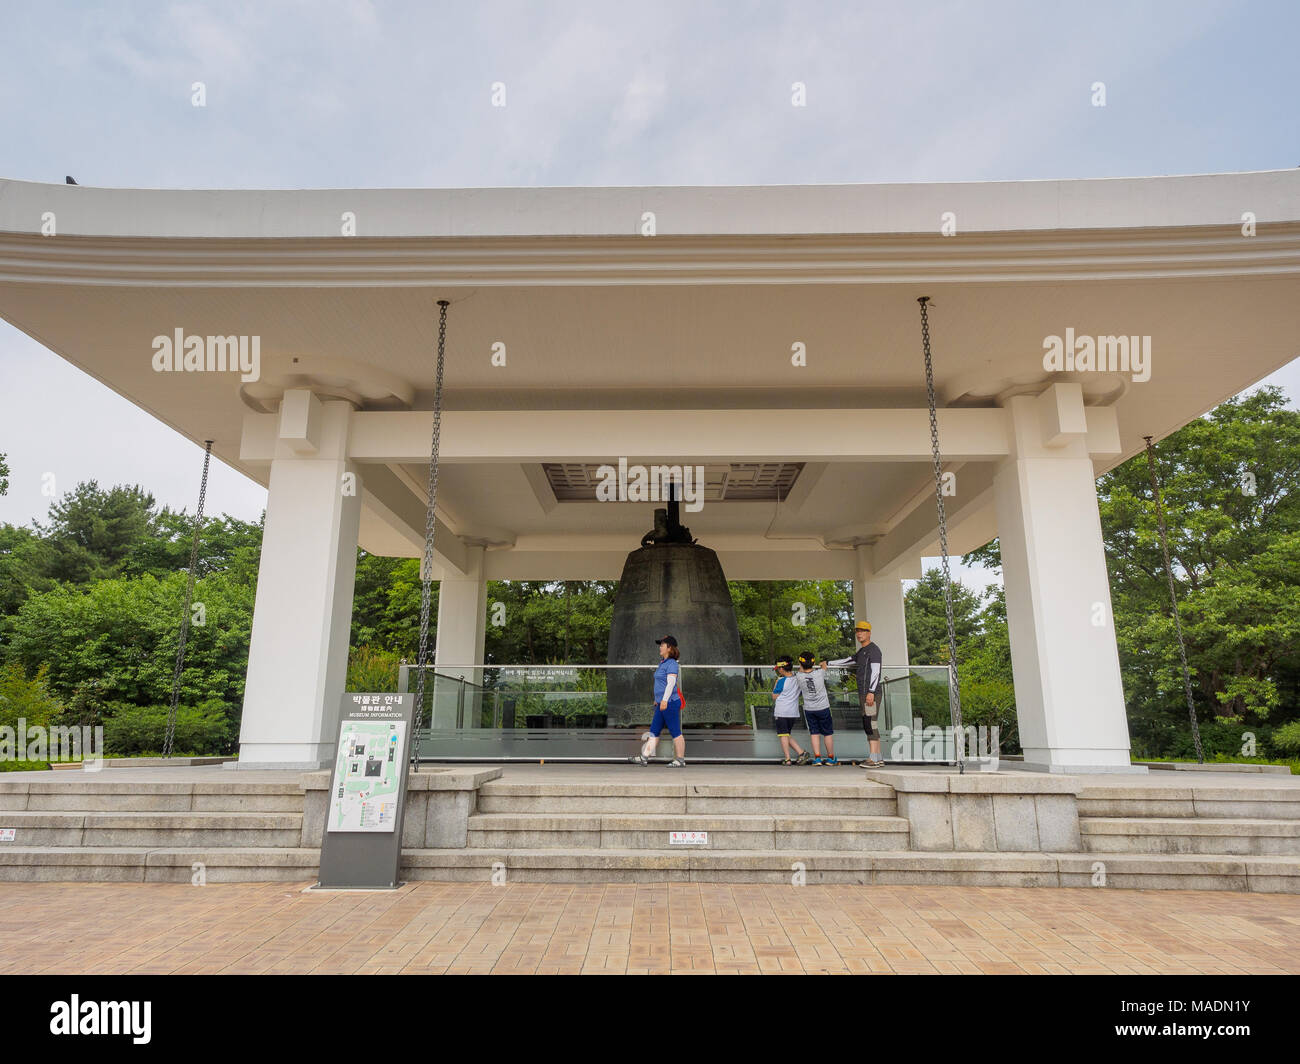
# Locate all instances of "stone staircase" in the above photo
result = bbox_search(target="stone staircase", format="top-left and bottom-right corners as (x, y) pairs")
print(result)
(1061, 781), (1300, 893)
(403, 775), (1057, 885)
(468, 778), (906, 850)
(0, 769), (1297, 892)
(0, 777), (319, 883)
(1077, 782), (1300, 873)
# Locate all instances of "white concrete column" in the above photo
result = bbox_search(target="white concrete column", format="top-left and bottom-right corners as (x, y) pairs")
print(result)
(853, 546), (914, 731)
(995, 385), (1135, 772)
(237, 393), (360, 768)
(432, 545), (487, 728)
(853, 550), (911, 671)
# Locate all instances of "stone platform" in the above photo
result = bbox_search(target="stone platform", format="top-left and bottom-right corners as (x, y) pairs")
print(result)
(0, 763), (1297, 892)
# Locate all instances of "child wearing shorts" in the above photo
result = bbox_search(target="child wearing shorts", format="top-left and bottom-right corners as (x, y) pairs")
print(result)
(797, 651), (838, 765)
(771, 656), (810, 765)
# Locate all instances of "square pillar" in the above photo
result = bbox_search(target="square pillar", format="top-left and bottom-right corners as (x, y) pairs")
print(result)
(995, 387), (1138, 772)
(236, 395), (359, 769)
(853, 547), (914, 734)
(431, 545), (486, 728)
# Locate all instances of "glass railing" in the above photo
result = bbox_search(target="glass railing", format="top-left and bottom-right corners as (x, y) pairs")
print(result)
(396, 663), (959, 762)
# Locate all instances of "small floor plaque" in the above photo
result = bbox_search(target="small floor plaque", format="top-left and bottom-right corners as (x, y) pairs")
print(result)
(669, 831), (708, 845)
(0, 828), (15, 842)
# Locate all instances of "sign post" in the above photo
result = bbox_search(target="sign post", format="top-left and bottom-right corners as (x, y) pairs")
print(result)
(316, 692), (414, 890)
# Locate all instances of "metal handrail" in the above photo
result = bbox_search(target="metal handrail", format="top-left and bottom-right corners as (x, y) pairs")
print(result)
(407, 663), (936, 671)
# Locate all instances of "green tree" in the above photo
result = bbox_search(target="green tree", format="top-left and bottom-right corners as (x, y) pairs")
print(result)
(123, 510), (264, 582)
(904, 568), (982, 665)
(482, 581), (617, 664)
(1100, 388), (1300, 722)
(729, 580), (852, 665)
(0, 524), (55, 645)
(963, 387), (1300, 754)
(0, 661), (62, 730)
(6, 571), (254, 722)
(33, 481), (157, 584)
(351, 553), (423, 655)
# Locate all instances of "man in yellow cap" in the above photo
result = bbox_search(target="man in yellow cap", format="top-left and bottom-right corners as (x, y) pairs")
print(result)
(826, 621), (885, 767)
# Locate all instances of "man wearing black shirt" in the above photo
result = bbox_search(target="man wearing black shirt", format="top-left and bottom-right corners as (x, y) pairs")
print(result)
(826, 621), (884, 767)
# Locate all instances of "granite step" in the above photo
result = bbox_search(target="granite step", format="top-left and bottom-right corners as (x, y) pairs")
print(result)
(0, 810), (304, 848)
(0, 779), (305, 813)
(475, 779), (897, 816)
(2, 845), (1295, 893)
(403, 848), (1300, 891)
(1080, 816), (1300, 856)
(1077, 785), (1300, 820)
(465, 812), (911, 851)
(0, 847), (320, 883)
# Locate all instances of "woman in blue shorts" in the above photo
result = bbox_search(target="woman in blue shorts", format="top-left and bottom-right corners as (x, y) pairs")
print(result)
(631, 635), (686, 767)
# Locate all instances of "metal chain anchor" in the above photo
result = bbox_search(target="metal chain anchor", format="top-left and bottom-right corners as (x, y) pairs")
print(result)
(412, 300), (450, 772)
(1142, 436), (1205, 764)
(917, 297), (964, 771)
(164, 440), (213, 759)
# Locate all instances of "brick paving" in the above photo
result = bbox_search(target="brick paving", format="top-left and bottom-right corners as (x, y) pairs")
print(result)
(0, 881), (1297, 974)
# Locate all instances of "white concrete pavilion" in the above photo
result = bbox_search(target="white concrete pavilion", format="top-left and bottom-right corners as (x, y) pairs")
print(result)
(1, 170), (1298, 771)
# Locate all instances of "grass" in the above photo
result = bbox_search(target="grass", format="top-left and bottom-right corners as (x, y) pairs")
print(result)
(0, 759), (52, 772)
(0, 751), (221, 771)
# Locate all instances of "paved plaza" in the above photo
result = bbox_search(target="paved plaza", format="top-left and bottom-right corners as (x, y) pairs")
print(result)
(2, 879), (1296, 975)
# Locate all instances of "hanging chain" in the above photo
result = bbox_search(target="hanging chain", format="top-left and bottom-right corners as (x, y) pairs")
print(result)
(1142, 436), (1205, 763)
(412, 300), (450, 772)
(163, 440), (213, 758)
(917, 298), (964, 771)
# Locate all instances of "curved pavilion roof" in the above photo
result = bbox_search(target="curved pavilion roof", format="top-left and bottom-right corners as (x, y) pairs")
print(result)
(1, 171), (1297, 575)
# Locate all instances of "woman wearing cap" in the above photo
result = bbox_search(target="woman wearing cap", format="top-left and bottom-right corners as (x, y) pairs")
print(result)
(631, 635), (686, 767)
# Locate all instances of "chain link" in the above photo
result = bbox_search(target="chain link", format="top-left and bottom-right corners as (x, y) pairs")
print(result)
(1142, 437), (1205, 763)
(917, 298), (964, 769)
(412, 300), (450, 772)
(164, 440), (213, 758)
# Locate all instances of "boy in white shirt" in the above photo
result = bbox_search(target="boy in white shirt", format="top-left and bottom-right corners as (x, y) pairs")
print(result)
(771, 656), (810, 765)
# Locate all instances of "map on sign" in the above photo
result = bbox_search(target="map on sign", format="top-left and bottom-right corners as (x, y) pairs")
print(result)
(328, 719), (406, 832)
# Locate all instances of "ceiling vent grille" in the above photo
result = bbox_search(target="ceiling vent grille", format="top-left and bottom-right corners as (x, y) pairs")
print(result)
(543, 462), (803, 502)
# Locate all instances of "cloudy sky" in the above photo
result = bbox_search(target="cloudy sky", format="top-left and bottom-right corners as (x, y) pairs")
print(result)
(2, 0), (1298, 593)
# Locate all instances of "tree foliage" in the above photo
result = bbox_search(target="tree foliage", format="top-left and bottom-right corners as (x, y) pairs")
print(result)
(729, 580), (853, 665)
(962, 386), (1300, 755)
(1099, 388), (1300, 723)
(6, 571), (255, 717)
